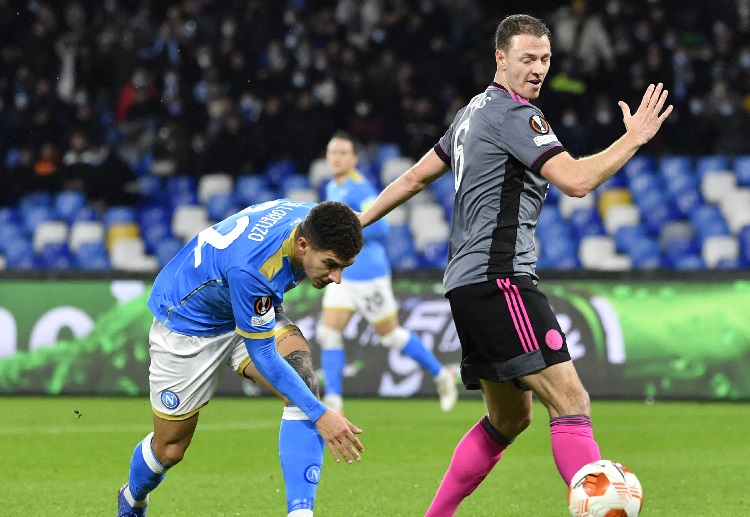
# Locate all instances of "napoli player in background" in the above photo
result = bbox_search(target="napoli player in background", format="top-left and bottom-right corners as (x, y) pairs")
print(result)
(117, 200), (364, 517)
(358, 14), (672, 516)
(317, 131), (458, 415)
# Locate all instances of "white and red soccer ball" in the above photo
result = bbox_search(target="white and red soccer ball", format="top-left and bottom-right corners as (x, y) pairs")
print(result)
(568, 460), (643, 517)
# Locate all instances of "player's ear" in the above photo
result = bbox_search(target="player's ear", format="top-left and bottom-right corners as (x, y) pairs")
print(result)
(495, 49), (506, 68)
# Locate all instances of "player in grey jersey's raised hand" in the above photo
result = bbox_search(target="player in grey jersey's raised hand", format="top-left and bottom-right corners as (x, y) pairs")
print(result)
(358, 13), (672, 516)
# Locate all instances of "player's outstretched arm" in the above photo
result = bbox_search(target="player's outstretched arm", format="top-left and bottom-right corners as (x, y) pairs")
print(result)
(541, 83), (673, 198)
(359, 148), (449, 227)
(314, 410), (364, 464)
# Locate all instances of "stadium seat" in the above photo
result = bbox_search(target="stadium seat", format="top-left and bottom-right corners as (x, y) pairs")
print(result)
(75, 241), (110, 270)
(381, 157), (416, 186)
(72, 205), (101, 222)
(690, 205), (730, 242)
(197, 173), (234, 204)
(701, 235), (739, 269)
(386, 224), (418, 271)
(53, 190), (87, 223)
(538, 204), (562, 228)
(206, 192), (240, 221)
(409, 203), (450, 251)
(32, 220), (69, 252)
(659, 221), (695, 252)
(21, 205), (55, 236)
(284, 187), (318, 204)
(172, 205), (210, 241)
(603, 204), (640, 235)
(3, 236), (35, 269)
(265, 159), (298, 188)
(106, 222), (140, 250)
(38, 241), (73, 269)
(18, 191), (52, 215)
(626, 237), (662, 269)
(673, 188), (704, 218)
(0, 254), (5, 270)
(141, 219), (172, 254)
(739, 225), (750, 261)
(578, 235), (631, 271)
(664, 237), (700, 267)
(717, 188), (750, 233)
(166, 175), (198, 207)
(614, 224), (648, 254)
(658, 155), (692, 180)
(558, 193), (595, 219)
(138, 205), (171, 228)
(137, 174), (164, 201)
(384, 205), (409, 226)
(418, 239), (449, 269)
(597, 189), (632, 220)
(537, 233), (579, 269)
(0, 222), (24, 254)
(103, 206), (137, 228)
(280, 173), (312, 195)
(372, 143), (402, 172)
(155, 237), (185, 268)
(0, 206), (18, 225)
(734, 155), (750, 187)
(622, 155), (656, 180)
(569, 208), (606, 240)
(234, 175), (276, 206)
(69, 221), (105, 253)
(672, 254), (705, 270)
(700, 171), (736, 204)
(109, 237), (158, 272)
(695, 155), (730, 178)
(546, 183), (563, 205)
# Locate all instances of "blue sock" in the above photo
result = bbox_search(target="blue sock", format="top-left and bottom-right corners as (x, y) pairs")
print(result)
(401, 332), (442, 377)
(321, 348), (346, 396)
(279, 406), (324, 513)
(128, 432), (167, 501)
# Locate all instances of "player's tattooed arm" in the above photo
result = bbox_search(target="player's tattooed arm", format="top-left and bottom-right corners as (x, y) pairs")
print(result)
(284, 349), (320, 398)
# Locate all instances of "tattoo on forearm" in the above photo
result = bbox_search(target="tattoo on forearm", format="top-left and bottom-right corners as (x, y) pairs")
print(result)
(284, 350), (320, 398)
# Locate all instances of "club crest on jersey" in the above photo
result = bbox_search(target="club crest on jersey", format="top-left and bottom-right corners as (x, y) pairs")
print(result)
(254, 296), (272, 315)
(529, 115), (550, 134)
(160, 390), (180, 410)
(304, 464), (322, 484)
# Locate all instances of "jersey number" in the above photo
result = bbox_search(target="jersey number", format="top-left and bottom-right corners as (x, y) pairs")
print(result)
(452, 119), (470, 192)
(193, 216), (249, 267)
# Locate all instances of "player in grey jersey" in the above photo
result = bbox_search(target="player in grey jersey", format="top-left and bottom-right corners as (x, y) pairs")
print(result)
(359, 13), (672, 516)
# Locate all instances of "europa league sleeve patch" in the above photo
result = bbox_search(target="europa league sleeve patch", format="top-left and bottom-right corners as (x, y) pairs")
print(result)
(529, 114), (550, 134)
(254, 296), (272, 315)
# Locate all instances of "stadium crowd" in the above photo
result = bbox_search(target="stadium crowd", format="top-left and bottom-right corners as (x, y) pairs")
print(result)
(0, 0), (749, 208)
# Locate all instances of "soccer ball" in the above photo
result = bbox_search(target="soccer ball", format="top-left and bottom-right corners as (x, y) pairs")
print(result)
(568, 460), (643, 517)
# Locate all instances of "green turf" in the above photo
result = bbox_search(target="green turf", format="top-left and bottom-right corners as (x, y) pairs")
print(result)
(0, 397), (747, 516)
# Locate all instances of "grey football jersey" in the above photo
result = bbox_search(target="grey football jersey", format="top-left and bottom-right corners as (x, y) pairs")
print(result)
(435, 83), (566, 293)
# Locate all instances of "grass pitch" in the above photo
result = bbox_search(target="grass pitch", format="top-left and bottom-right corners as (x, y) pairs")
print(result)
(0, 397), (747, 516)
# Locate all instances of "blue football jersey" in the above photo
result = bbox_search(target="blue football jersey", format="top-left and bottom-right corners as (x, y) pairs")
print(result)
(324, 171), (390, 280)
(148, 199), (312, 339)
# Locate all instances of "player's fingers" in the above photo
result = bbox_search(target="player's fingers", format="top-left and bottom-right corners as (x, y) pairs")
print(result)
(647, 83), (664, 109)
(347, 433), (365, 453)
(618, 101), (631, 119)
(346, 420), (362, 434)
(637, 84), (655, 112)
(652, 87), (668, 114)
(658, 104), (674, 122)
(327, 441), (342, 463)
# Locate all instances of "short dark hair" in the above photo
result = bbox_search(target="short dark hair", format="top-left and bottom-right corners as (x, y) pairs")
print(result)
(494, 14), (551, 52)
(328, 130), (360, 154)
(299, 201), (363, 261)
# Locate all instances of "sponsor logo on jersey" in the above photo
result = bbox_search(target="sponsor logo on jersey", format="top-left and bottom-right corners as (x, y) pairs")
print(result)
(254, 296), (272, 315)
(304, 464), (322, 484)
(529, 115), (550, 134)
(251, 310), (275, 326)
(160, 389), (180, 410)
(533, 134), (558, 146)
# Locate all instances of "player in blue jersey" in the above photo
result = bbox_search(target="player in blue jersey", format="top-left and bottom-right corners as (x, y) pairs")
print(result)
(359, 14), (672, 516)
(117, 199), (364, 517)
(317, 132), (458, 415)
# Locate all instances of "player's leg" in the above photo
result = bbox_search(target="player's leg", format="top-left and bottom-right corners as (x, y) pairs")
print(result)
(318, 282), (355, 414)
(362, 277), (458, 411)
(425, 380), (531, 517)
(239, 310), (324, 517)
(119, 320), (226, 516)
(519, 360), (601, 485)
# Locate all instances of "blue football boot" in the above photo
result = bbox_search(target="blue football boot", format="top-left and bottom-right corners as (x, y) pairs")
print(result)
(117, 484), (149, 517)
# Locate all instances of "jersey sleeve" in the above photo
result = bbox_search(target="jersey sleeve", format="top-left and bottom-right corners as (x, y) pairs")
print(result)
(435, 116), (458, 167)
(227, 266), (277, 341)
(500, 104), (566, 173)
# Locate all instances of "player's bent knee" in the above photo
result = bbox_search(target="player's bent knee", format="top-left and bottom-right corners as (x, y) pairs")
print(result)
(284, 349), (320, 398)
(380, 326), (410, 350)
(316, 323), (344, 350)
(158, 443), (188, 468)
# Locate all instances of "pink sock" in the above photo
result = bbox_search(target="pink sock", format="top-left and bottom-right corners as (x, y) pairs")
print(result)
(550, 416), (601, 486)
(425, 417), (509, 517)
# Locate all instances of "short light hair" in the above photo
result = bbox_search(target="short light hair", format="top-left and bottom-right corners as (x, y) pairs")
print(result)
(494, 14), (551, 52)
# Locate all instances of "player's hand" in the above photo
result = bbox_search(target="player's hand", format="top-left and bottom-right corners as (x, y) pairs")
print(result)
(618, 83), (673, 147)
(315, 410), (364, 464)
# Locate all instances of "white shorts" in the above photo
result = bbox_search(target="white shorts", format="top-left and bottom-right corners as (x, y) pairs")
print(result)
(321, 275), (398, 325)
(149, 307), (296, 420)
